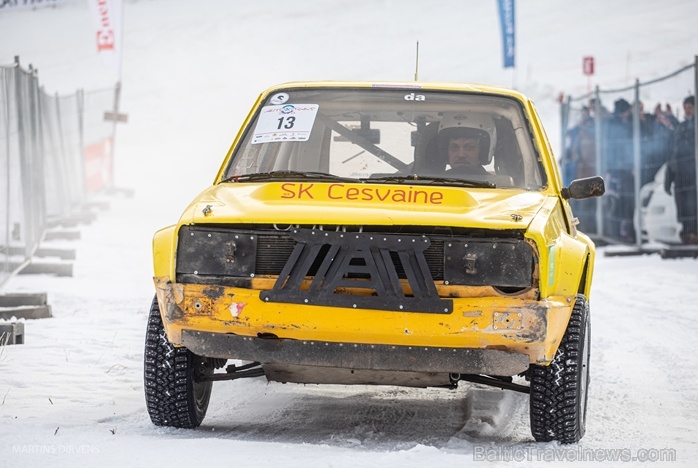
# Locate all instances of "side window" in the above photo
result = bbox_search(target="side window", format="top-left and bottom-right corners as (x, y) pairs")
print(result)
(493, 117), (525, 186)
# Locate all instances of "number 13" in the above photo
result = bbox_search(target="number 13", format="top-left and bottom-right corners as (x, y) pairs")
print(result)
(277, 116), (296, 129)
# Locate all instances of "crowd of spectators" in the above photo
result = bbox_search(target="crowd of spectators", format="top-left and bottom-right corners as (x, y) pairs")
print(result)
(565, 95), (697, 245)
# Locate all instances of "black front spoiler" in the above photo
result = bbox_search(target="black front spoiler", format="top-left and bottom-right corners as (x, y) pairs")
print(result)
(181, 330), (530, 376)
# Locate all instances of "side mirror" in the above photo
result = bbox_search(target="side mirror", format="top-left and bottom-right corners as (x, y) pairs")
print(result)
(561, 176), (605, 200)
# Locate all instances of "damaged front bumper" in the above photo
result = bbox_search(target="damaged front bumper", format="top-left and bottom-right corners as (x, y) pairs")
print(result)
(154, 276), (575, 375)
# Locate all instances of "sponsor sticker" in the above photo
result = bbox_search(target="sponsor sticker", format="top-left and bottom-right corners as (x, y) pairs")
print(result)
(269, 92), (289, 104)
(252, 104), (319, 144)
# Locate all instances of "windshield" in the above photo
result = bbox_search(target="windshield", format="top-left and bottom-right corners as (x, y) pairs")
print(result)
(223, 87), (546, 189)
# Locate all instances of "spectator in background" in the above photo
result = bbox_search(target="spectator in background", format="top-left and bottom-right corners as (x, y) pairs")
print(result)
(566, 97), (610, 182)
(570, 106), (597, 179)
(664, 95), (697, 245)
(589, 97), (610, 120)
(567, 104), (600, 232)
(640, 103), (677, 186)
(650, 104), (678, 184)
(603, 98), (635, 242)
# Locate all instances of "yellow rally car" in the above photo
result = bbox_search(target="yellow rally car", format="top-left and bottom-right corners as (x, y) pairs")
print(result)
(144, 81), (605, 443)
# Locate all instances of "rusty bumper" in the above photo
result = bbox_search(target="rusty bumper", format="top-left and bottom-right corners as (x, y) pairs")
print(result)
(154, 277), (575, 366)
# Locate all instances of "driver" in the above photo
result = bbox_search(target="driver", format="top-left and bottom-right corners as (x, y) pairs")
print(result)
(435, 113), (496, 176)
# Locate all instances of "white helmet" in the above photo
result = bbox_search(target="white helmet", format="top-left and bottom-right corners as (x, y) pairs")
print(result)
(436, 112), (497, 164)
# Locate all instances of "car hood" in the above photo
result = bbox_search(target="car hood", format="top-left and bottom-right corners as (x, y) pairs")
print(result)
(179, 182), (550, 230)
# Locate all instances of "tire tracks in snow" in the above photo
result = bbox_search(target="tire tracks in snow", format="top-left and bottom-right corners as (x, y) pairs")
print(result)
(186, 379), (532, 450)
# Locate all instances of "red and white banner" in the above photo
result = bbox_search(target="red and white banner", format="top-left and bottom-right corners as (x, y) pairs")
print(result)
(87, 0), (124, 80)
(84, 137), (113, 194)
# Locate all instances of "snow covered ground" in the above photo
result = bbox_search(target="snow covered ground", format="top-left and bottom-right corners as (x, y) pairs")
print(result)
(1, 0), (698, 466)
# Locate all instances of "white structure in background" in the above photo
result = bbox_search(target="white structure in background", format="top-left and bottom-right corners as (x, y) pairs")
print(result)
(639, 164), (682, 244)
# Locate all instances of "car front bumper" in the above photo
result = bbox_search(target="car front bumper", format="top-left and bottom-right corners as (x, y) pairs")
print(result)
(154, 277), (575, 370)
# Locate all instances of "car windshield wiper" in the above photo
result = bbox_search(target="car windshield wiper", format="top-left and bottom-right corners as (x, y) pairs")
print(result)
(366, 175), (495, 188)
(221, 171), (358, 184)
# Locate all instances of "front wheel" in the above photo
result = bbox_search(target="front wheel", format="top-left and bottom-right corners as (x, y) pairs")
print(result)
(529, 294), (590, 443)
(143, 296), (213, 428)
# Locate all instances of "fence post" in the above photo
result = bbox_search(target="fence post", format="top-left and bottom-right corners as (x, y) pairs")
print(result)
(593, 86), (604, 239)
(77, 88), (85, 199)
(632, 79), (642, 248)
(559, 97), (565, 172)
(559, 95), (571, 184)
(54, 91), (69, 215)
(694, 56), (698, 245)
(2, 66), (10, 282)
(12, 57), (29, 260)
(27, 65), (44, 254)
(109, 81), (122, 189)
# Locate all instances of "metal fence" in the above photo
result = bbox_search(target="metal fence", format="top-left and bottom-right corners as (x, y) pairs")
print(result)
(561, 57), (698, 250)
(1, 57), (117, 288)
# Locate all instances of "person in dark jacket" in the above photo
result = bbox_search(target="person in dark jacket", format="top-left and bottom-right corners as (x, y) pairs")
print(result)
(665, 95), (697, 244)
(641, 103), (678, 186)
(640, 103), (678, 187)
(603, 98), (635, 242)
(568, 105), (600, 232)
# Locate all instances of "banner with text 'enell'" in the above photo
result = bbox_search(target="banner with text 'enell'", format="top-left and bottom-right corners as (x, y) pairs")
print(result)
(87, 0), (124, 80)
(497, 0), (515, 69)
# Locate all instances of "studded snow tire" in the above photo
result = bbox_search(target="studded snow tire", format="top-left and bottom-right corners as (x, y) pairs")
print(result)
(529, 294), (590, 443)
(144, 296), (213, 428)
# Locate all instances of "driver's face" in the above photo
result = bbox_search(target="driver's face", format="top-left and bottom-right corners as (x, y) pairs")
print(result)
(448, 137), (481, 168)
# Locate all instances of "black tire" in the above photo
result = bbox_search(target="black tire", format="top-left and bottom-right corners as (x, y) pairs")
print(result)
(143, 296), (213, 428)
(529, 294), (590, 443)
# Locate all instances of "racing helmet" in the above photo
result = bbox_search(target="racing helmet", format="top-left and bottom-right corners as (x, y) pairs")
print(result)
(436, 112), (497, 165)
